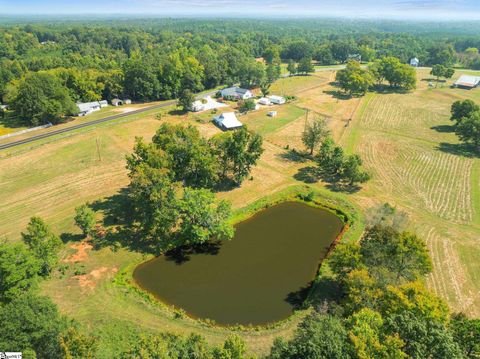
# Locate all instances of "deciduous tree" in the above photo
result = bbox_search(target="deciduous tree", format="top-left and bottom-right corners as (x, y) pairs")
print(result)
(13, 72), (76, 126)
(21, 216), (62, 276)
(302, 117), (330, 155)
(74, 205), (96, 238)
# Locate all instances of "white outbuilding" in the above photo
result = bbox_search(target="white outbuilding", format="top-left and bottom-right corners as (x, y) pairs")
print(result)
(213, 112), (243, 130)
(77, 101), (104, 116)
(454, 75), (480, 89)
(267, 111), (277, 117)
(268, 95), (286, 105)
(410, 58), (420, 67)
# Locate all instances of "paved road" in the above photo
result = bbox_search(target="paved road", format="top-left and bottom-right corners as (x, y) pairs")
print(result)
(0, 88), (225, 151)
(0, 100), (177, 150)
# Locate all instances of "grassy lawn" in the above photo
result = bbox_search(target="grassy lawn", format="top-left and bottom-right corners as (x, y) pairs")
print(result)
(241, 104), (306, 136)
(2, 68), (480, 355)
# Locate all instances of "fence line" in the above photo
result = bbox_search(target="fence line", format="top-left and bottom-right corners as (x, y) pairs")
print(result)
(0, 123), (52, 141)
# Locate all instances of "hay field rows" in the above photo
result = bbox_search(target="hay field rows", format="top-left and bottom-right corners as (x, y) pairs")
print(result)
(343, 69), (480, 317)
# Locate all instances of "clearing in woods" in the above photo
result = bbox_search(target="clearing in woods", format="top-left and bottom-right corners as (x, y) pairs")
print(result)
(1, 69), (480, 355)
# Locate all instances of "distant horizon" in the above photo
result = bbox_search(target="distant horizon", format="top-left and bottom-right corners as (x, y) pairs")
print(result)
(1, 0), (480, 21)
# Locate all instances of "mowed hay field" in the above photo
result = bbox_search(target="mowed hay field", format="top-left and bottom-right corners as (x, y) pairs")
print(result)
(340, 68), (480, 317)
(1, 69), (480, 355)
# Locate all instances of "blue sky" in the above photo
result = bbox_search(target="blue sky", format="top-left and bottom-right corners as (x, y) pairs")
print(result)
(1, 0), (480, 19)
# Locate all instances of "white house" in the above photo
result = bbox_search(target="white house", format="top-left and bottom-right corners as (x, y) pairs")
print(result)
(220, 87), (254, 100)
(213, 112), (243, 130)
(77, 101), (102, 116)
(454, 75), (480, 89)
(410, 58), (420, 67)
(258, 97), (271, 106)
(268, 95), (286, 105)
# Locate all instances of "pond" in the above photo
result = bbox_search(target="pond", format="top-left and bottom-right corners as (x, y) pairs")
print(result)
(133, 201), (344, 326)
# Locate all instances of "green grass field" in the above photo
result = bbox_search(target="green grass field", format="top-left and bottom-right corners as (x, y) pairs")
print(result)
(2, 68), (480, 355)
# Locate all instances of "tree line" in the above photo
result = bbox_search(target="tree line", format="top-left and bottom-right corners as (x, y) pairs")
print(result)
(0, 20), (476, 125)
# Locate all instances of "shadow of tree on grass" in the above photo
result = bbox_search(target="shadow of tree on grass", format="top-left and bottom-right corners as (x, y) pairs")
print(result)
(431, 124), (455, 133)
(437, 142), (480, 159)
(294, 166), (320, 184)
(278, 149), (310, 163)
(294, 166), (363, 193)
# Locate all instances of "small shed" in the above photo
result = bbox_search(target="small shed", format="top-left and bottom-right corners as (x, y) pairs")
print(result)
(267, 111), (277, 117)
(99, 100), (108, 108)
(112, 98), (124, 106)
(124, 99), (132, 105)
(213, 112), (243, 130)
(410, 58), (420, 67)
(454, 75), (480, 89)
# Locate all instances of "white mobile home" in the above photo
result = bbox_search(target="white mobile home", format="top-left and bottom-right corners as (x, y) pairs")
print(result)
(258, 97), (271, 105)
(77, 101), (104, 116)
(268, 95), (286, 105)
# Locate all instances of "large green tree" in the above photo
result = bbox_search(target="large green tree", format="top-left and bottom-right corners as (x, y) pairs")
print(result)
(21, 216), (62, 276)
(302, 117), (330, 155)
(74, 205), (96, 238)
(0, 294), (92, 359)
(268, 313), (351, 359)
(336, 61), (373, 96)
(451, 100), (479, 124)
(211, 127), (264, 184)
(360, 225), (432, 284)
(455, 111), (480, 150)
(177, 188), (234, 247)
(13, 72), (76, 126)
(0, 241), (40, 303)
(450, 313), (480, 358)
(152, 124), (219, 188)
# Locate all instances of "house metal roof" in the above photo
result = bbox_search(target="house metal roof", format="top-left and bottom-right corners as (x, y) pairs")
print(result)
(455, 75), (480, 88)
(214, 112), (243, 129)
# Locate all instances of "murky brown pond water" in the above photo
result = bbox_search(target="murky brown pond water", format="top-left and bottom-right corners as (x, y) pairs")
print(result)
(133, 201), (343, 325)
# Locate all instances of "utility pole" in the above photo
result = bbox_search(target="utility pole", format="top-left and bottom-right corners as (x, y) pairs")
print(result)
(304, 108), (309, 132)
(96, 138), (102, 162)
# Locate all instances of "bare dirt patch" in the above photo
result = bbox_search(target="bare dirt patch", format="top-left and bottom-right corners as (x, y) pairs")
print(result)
(76, 266), (118, 290)
(63, 241), (93, 263)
